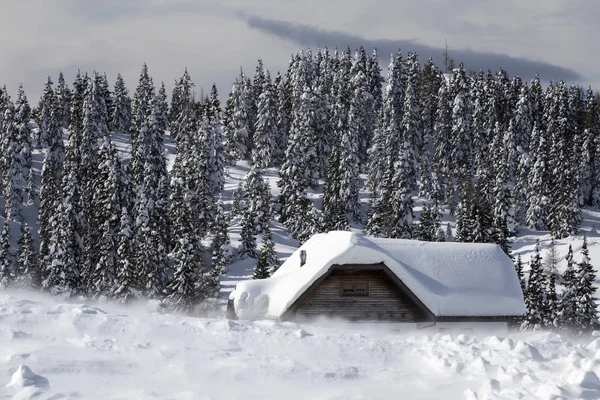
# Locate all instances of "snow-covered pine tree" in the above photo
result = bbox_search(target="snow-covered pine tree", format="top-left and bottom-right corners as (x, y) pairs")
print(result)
(14, 223), (39, 289)
(525, 122), (548, 230)
(415, 200), (441, 242)
(432, 79), (452, 206)
(55, 72), (72, 130)
(37, 76), (55, 148)
(0, 220), (13, 287)
(2, 102), (24, 221)
(338, 64), (362, 224)
(242, 165), (271, 236)
(449, 65), (472, 191)
(547, 82), (581, 238)
(542, 240), (558, 327)
(514, 254), (526, 293)
(228, 72), (255, 160)
(253, 70), (277, 169)
(581, 87), (600, 206)
(401, 52), (422, 190)
(558, 244), (577, 330)
(156, 82), (169, 134)
(367, 51), (403, 192)
(87, 135), (120, 298)
(89, 220), (116, 299)
(273, 72), (288, 165)
(522, 241), (546, 331)
(211, 197), (232, 274)
(253, 225), (279, 279)
(512, 86), (534, 224)
(231, 181), (244, 219)
(278, 79), (318, 225)
(113, 207), (136, 303)
(574, 236), (599, 332)
(169, 68), (195, 142)
(111, 73), (132, 134)
(166, 232), (203, 314)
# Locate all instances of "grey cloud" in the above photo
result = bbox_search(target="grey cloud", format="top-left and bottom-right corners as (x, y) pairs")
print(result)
(241, 14), (583, 82)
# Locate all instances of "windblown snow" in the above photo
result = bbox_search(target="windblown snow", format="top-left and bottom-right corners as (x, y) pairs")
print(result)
(1, 290), (600, 400)
(230, 231), (526, 320)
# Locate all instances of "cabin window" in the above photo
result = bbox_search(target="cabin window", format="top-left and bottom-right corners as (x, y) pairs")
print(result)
(340, 282), (369, 296)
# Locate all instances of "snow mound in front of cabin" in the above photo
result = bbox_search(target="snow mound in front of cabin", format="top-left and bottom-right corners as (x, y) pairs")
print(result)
(0, 290), (599, 399)
(230, 231), (526, 320)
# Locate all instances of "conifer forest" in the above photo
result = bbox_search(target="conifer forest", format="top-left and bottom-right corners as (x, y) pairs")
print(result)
(0, 46), (598, 331)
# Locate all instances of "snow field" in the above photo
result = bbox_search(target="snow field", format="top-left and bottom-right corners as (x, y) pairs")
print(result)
(2, 291), (600, 399)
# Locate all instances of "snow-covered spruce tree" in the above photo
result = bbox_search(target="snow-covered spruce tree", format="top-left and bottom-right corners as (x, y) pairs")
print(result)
(558, 244), (578, 330)
(156, 82), (169, 134)
(36, 76), (55, 148)
(231, 181), (244, 219)
(169, 68), (195, 142)
(415, 200), (441, 242)
(514, 254), (526, 294)
(521, 241), (546, 331)
(166, 233), (203, 314)
(512, 86), (534, 224)
(3, 102), (24, 221)
(541, 240), (558, 328)
(211, 197), (232, 274)
(323, 133), (350, 231)
(367, 51), (403, 192)
(547, 82), (581, 238)
(574, 237), (599, 332)
(525, 122), (548, 230)
(240, 165), (271, 246)
(0, 220), (13, 288)
(226, 71), (255, 161)
(401, 51), (422, 190)
(79, 75), (109, 292)
(313, 49), (334, 178)
(15, 223), (40, 289)
(253, 225), (279, 279)
(390, 149), (415, 238)
(15, 85), (33, 205)
(432, 79), (452, 206)
(55, 72), (72, 130)
(581, 87), (600, 206)
(277, 80), (318, 226)
(349, 48), (375, 170)
(336, 61), (362, 224)
(111, 73), (132, 134)
(113, 207), (137, 303)
(273, 72), (288, 165)
(449, 65), (472, 197)
(471, 72), (491, 194)
(455, 180), (493, 244)
(87, 135), (121, 298)
(98, 73), (113, 123)
(203, 103), (227, 200)
(253, 70), (277, 169)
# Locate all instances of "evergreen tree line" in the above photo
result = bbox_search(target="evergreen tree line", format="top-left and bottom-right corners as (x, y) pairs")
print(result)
(1, 45), (599, 310)
(223, 47), (600, 247)
(519, 237), (598, 333)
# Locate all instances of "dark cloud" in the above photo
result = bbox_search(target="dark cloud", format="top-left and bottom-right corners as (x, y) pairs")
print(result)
(240, 14), (583, 82)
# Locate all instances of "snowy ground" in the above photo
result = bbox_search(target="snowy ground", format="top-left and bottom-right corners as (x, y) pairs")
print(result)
(4, 144), (600, 398)
(3, 290), (600, 399)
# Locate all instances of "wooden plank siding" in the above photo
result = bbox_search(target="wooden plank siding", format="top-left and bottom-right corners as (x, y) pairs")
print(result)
(292, 268), (423, 322)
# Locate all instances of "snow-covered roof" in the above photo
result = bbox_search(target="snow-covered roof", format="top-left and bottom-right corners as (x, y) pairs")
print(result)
(229, 231), (526, 320)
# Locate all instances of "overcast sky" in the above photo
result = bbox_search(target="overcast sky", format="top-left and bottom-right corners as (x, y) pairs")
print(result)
(2, 0), (597, 103)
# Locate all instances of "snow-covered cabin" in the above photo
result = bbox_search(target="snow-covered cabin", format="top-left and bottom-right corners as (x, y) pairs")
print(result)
(228, 232), (526, 333)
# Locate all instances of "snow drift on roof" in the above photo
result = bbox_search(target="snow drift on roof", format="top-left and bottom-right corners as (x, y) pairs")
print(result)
(229, 231), (526, 320)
